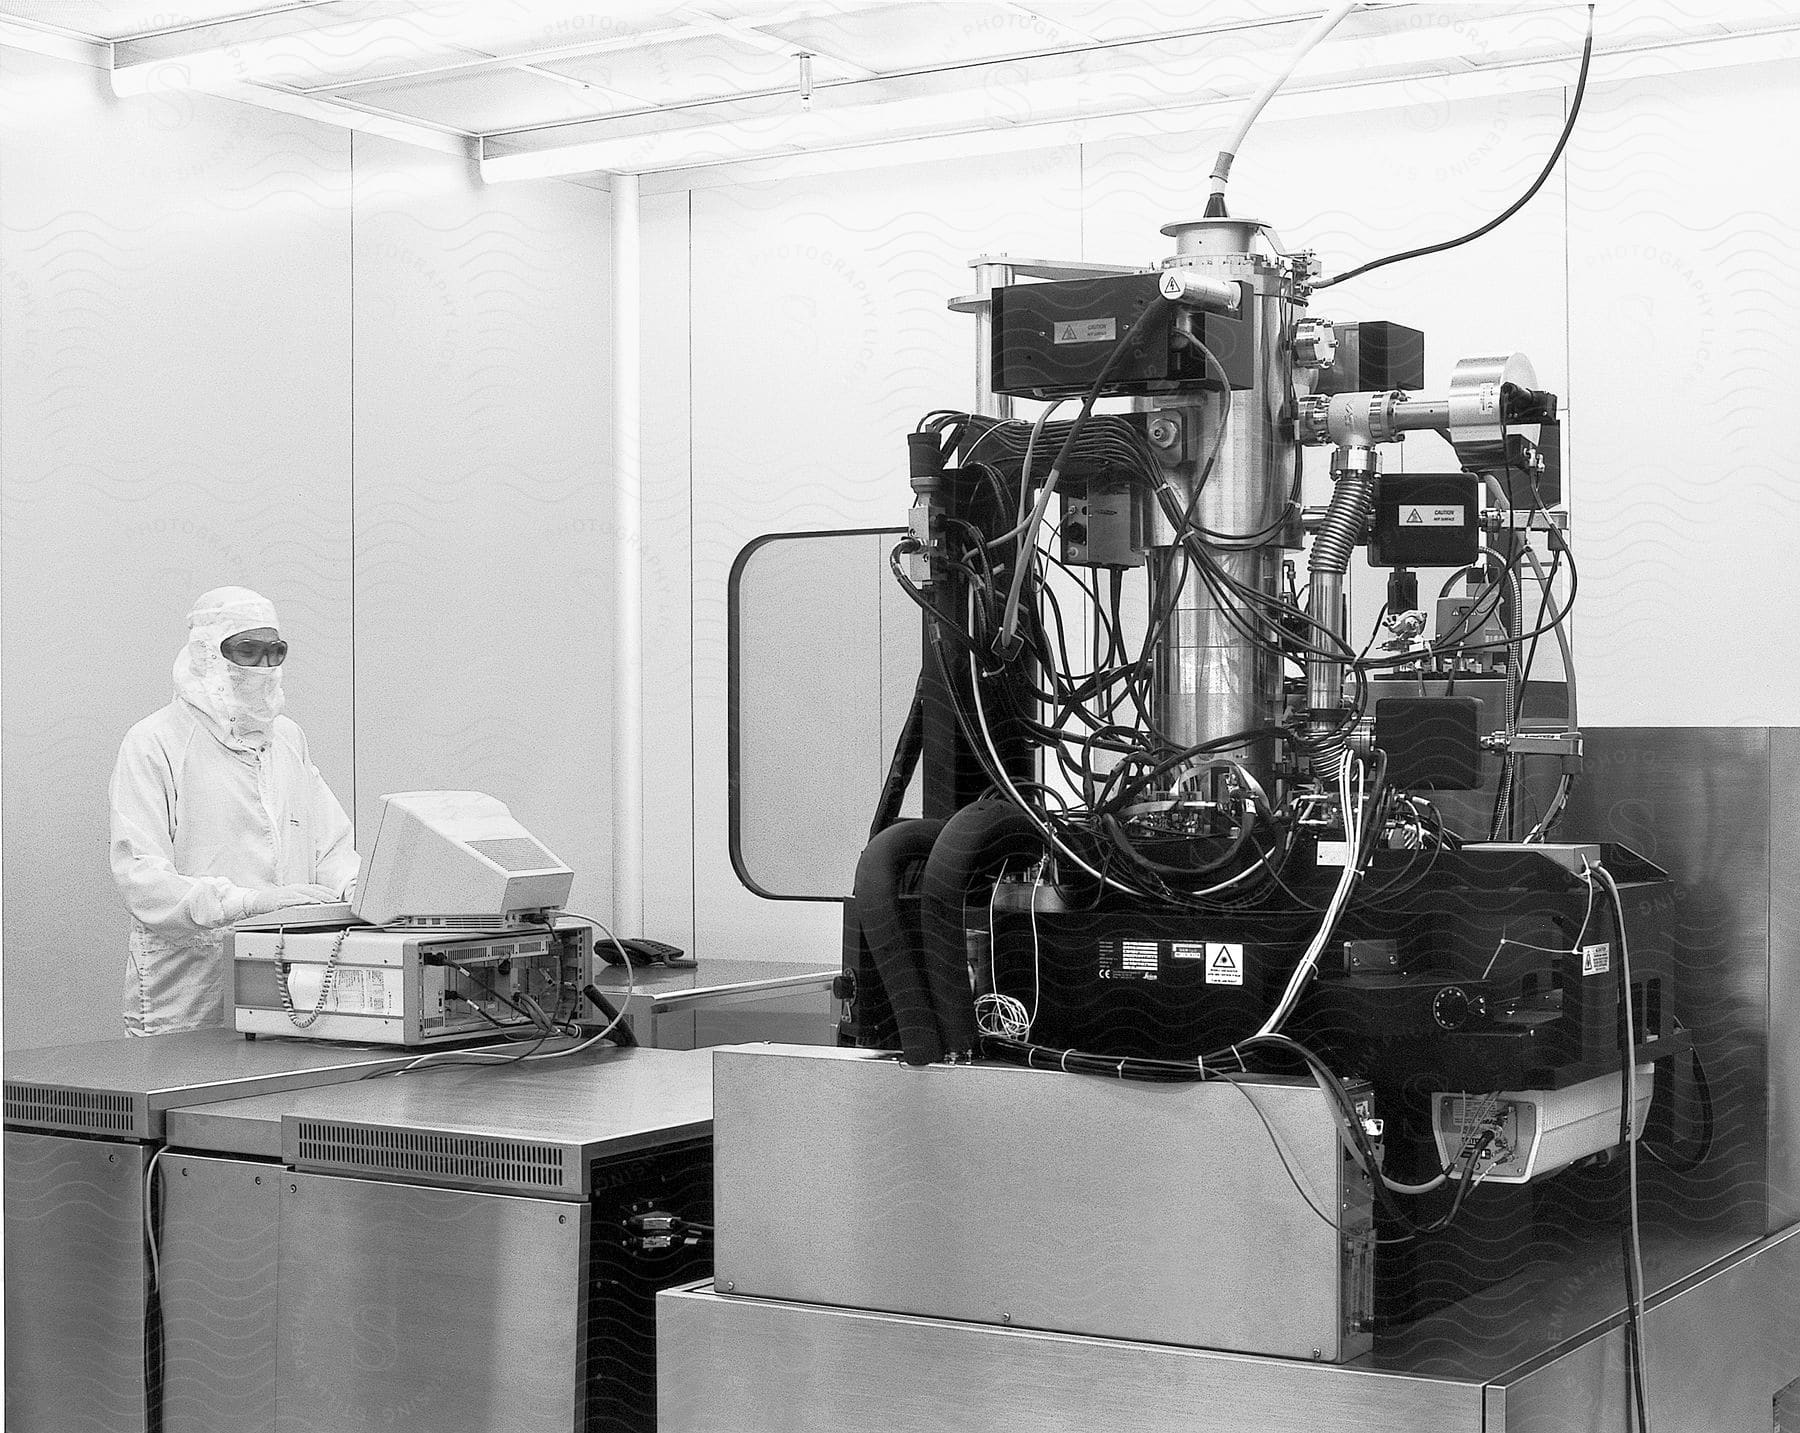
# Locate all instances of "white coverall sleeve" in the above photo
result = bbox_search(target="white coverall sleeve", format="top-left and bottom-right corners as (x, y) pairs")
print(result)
(310, 764), (359, 898)
(109, 729), (260, 934)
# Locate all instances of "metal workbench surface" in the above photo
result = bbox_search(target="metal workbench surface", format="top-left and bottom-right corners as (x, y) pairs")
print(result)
(2, 1027), (426, 1139)
(165, 1044), (715, 1197)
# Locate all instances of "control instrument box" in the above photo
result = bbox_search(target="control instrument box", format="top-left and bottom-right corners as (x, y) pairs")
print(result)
(230, 921), (593, 1045)
(1432, 1066), (1654, 1184)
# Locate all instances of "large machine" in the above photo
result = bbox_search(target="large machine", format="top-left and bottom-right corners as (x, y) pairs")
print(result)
(827, 205), (1692, 1339)
(663, 16), (1800, 1429)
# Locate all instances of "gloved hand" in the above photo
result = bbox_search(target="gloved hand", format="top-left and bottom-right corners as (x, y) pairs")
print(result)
(245, 884), (340, 916)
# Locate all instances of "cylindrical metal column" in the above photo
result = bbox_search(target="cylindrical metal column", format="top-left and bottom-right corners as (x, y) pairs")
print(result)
(972, 259), (1015, 420)
(1142, 219), (1299, 791)
(1147, 543), (1281, 759)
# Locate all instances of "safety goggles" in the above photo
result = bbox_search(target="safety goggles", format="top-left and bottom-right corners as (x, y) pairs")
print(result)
(220, 635), (289, 667)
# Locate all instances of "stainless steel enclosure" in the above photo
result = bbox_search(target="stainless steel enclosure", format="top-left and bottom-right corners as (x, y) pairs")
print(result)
(713, 1047), (1371, 1362)
(274, 1171), (588, 1433)
(3, 1132), (150, 1432)
(157, 1154), (280, 1433)
(660, 1224), (1800, 1433)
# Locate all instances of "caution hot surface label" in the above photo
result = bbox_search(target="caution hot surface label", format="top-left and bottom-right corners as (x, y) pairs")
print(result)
(1399, 504), (1465, 526)
(1053, 317), (1118, 344)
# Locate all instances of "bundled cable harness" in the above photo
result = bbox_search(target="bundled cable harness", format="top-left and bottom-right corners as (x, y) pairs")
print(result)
(894, 404), (1575, 907)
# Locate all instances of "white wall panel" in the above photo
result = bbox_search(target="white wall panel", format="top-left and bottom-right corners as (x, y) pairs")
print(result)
(686, 150), (1082, 962)
(640, 189), (697, 951)
(0, 49), (353, 1049)
(1568, 57), (1800, 725)
(349, 137), (614, 921)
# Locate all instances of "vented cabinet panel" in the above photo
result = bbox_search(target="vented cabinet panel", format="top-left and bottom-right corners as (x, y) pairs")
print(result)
(290, 1119), (573, 1194)
(4, 1083), (139, 1136)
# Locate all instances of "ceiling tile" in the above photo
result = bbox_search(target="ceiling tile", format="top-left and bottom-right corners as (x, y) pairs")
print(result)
(232, 18), (502, 90)
(313, 0), (689, 69)
(761, 3), (1083, 72)
(347, 65), (622, 131)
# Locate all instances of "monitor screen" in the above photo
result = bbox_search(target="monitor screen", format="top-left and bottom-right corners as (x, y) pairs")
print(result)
(351, 791), (574, 929)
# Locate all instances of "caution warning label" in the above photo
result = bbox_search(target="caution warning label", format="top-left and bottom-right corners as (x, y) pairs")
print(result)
(1053, 317), (1118, 344)
(1581, 943), (1612, 976)
(1205, 943), (1245, 986)
(1400, 505), (1465, 527)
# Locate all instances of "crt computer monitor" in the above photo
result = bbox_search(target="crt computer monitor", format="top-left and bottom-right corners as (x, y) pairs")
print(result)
(350, 790), (574, 929)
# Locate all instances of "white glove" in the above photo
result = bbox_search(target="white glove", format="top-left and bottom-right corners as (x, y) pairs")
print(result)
(245, 884), (340, 916)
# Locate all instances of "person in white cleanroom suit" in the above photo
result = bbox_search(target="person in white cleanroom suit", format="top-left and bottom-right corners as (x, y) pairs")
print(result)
(110, 586), (358, 1035)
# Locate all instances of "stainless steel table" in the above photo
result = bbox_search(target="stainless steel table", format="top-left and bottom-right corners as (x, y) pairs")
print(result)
(2, 1030), (715, 1433)
(591, 957), (838, 1049)
(3, 1029), (426, 1433)
(155, 1046), (714, 1433)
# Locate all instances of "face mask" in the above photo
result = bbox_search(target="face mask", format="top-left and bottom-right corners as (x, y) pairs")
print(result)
(224, 664), (284, 741)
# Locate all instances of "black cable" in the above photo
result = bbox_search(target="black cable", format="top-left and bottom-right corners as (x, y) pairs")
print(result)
(1621, 1223), (1650, 1433)
(1640, 1037), (1714, 1173)
(356, 1027), (558, 1078)
(1214, 1074), (1344, 1232)
(581, 985), (640, 1047)
(1598, 863), (1653, 1433)
(143, 1158), (166, 1433)
(890, 539), (982, 653)
(1510, 535), (1568, 724)
(1313, 4), (1595, 289)
(869, 674), (926, 839)
(473, 983), (556, 1033)
(1243, 1031), (1494, 1240)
